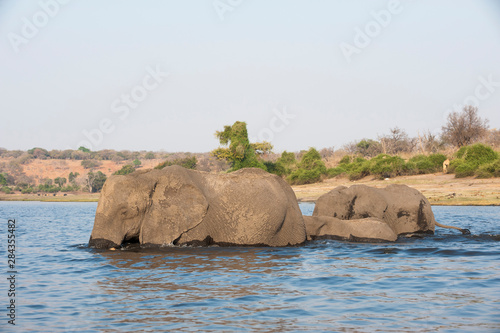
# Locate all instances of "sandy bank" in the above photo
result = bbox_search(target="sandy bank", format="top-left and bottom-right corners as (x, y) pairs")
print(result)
(293, 173), (500, 206)
(1, 173), (499, 205)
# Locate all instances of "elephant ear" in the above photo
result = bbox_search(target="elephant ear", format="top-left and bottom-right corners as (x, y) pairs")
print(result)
(140, 182), (208, 245)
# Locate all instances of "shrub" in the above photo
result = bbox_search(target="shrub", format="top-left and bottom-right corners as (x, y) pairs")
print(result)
(263, 161), (278, 174)
(288, 148), (326, 185)
(60, 185), (75, 192)
(326, 167), (346, 177)
(271, 151), (296, 177)
(428, 153), (447, 168)
(113, 165), (136, 175)
(455, 163), (476, 178)
(287, 168), (322, 185)
(369, 154), (405, 179)
(455, 143), (498, 166)
(450, 144), (498, 178)
(448, 159), (463, 173)
(339, 155), (352, 165)
(348, 163), (371, 181)
(408, 154), (447, 174)
(475, 160), (500, 178)
(403, 161), (418, 175)
(1, 186), (12, 194)
(21, 187), (34, 194)
(155, 157), (198, 170)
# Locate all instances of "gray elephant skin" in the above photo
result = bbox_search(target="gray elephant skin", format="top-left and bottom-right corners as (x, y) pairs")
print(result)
(304, 184), (447, 242)
(312, 184), (436, 236)
(88, 166), (307, 248)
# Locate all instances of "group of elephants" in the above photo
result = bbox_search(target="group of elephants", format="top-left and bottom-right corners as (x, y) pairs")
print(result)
(89, 166), (469, 249)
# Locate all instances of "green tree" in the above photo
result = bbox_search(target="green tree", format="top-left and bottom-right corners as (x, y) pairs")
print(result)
(87, 171), (107, 193)
(133, 159), (142, 168)
(69, 172), (80, 183)
(211, 121), (269, 171)
(275, 151), (297, 176)
(54, 177), (67, 187)
(78, 146), (91, 153)
(0, 174), (6, 186)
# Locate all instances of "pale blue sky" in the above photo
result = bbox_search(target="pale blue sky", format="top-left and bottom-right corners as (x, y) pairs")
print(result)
(1, 0), (499, 152)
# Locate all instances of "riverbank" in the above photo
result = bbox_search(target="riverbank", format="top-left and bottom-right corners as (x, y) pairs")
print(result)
(1, 173), (499, 205)
(293, 173), (500, 205)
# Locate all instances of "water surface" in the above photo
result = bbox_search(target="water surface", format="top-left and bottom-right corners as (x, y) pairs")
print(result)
(0, 202), (499, 332)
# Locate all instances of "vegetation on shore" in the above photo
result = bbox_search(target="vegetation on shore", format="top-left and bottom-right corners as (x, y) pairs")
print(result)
(0, 105), (499, 202)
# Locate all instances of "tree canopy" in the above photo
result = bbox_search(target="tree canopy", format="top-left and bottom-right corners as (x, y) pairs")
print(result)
(211, 121), (271, 171)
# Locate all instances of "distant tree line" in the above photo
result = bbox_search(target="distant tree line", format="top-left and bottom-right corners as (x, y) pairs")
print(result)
(0, 146), (160, 162)
(1, 105), (499, 195)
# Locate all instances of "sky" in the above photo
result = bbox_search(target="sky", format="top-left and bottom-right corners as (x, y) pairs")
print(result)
(1, 0), (499, 153)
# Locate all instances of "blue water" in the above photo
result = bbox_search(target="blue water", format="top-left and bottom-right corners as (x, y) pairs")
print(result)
(0, 201), (499, 332)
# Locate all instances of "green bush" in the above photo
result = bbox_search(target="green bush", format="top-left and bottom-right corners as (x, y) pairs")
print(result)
(455, 163), (476, 178)
(37, 184), (60, 193)
(403, 161), (417, 175)
(348, 163), (371, 181)
(1, 186), (12, 194)
(288, 148), (326, 185)
(155, 157), (197, 170)
(287, 168), (322, 185)
(271, 151), (297, 177)
(326, 167), (346, 177)
(408, 154), (447, 174)
(455, 143), (498, 166)
(428, 153), (447, 168)
(0, 174), (6, 186)
(263, 161), (278, 174)
(369, 154), (405, 179)
(113, 165), (136, 175)
(339, 155), (352, 165)
(448, 159), (463, 173)
(475, 160), (500, 178)
(21, 187), (34, 194)
(450, 144), (498, 178)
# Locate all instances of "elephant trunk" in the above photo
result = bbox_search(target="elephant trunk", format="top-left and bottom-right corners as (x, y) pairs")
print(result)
(435, 221), (471, 235)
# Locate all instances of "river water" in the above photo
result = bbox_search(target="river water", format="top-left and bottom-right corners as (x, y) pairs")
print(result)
(0, 201), (499, 332)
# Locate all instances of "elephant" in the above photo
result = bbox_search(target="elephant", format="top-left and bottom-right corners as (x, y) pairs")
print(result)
(304, 215), (397, 242)
(307, 184), (469, 241)
(88, 166), (307, 248)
